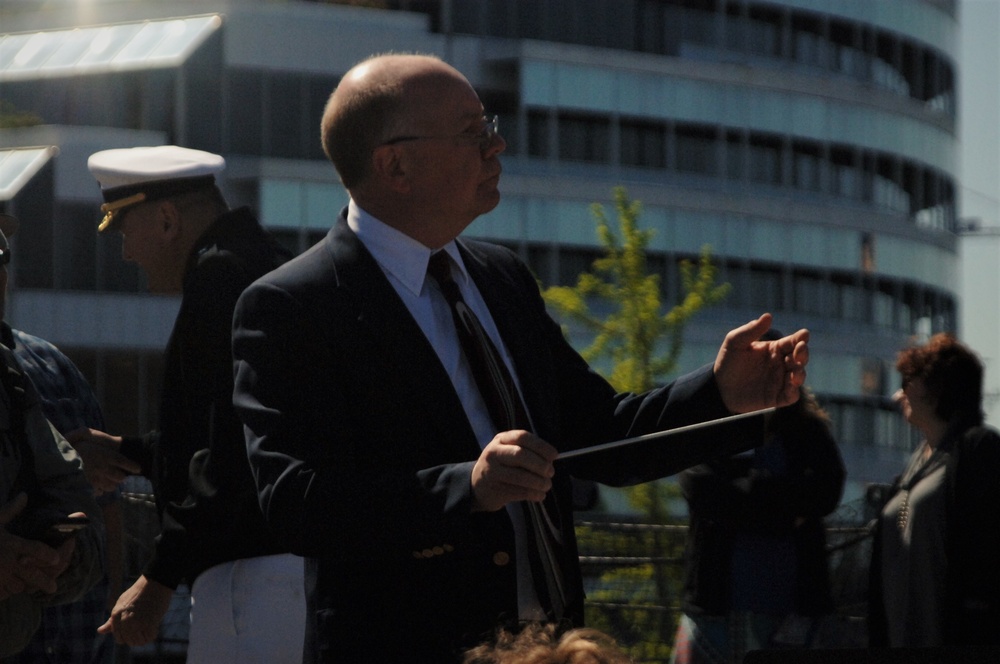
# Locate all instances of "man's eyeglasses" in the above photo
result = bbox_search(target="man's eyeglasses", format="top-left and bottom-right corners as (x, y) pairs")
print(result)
(382, 115), (499, 153)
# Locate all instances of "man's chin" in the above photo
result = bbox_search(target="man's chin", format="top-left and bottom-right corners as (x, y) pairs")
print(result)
(477, 186), (502, 213)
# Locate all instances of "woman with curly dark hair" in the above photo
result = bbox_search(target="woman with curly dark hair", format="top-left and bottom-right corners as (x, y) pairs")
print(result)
(868, 333), (1000, 647)
(463, 623), (632, 664)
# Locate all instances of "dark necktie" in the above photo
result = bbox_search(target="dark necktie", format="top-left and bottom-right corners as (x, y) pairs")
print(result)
(427, 251), (567, 621)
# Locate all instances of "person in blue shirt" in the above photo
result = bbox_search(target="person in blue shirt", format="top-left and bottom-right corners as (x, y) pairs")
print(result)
(672, 356), (845, 664)
(0, 212), (132, 664)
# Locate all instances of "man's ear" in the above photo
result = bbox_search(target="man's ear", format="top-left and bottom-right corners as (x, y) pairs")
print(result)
(371, 145), (410, 194)
(157, 200), (182, 240)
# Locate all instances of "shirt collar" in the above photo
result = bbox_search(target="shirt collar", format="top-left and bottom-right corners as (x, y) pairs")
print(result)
(347, 199), (469, 296)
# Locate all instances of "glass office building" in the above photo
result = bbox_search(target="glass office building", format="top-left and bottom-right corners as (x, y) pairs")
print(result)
(0, 0), (960, 500)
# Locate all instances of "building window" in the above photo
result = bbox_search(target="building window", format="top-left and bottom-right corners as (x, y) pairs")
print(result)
(556, 247), (600, 287)
(558, 113), (610, 163)
(307, 75), (341, 161)
(793, 143), (823, 192)
(267, 74), (306, 159)
(620, 119), (665, 169)
(665, 1), (716, 51)
(873, 287), (895, 329)
(745, 6), (783, 58)
(527, 110), (550, 158)
(825, 400), (911, 450)
(724, 131), (745, 180)
(226, 69), (264, 155)
(748, 136), (781, 185)
(831, 148), (859, 199)
(171, 0), (961, 123)
(499, 107), (954, 225)
(829, 18), (867, 79)
(860, 358), (886, 396)
(792, 272), (826, 316)
(792, 15), (828, 69)
(861, 233), (876, 273)
(526, 243), (556, 286)
(747, 266), (783, 312)
(635, 0), (668, 55)
(53, 204), (97, 290)
(873, 156), (909, 213)
(675, 124), (718, 175)
(835, 280), (860, 321)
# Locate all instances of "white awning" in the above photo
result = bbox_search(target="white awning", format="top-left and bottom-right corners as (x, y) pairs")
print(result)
(0, 14), (222, 82)
(0, 146), (58, 201)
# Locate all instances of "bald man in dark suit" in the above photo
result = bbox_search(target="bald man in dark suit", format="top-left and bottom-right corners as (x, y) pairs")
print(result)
(232, 53), (810, 663)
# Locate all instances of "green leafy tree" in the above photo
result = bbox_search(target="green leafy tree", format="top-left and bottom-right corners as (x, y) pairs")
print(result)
(543, 187), (729, 396)
(0, 101), (42, 129)
(543, 186), (729, 661)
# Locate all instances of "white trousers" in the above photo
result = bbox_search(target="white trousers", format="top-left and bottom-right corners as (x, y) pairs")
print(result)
(187, 553), (306, 664)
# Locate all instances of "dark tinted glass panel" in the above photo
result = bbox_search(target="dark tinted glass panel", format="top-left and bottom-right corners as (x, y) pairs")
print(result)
(748, 137), (781, 184)
(557, 248), (600, 287)
(526, 244), (555, 286)
(228, 69), (264, 155)
(621, 120), (665, 168)
(747, 267), (782, 312)
(527, 110), (550, 158)
(307, 75), (340, 160)
(676, 126), (717, 175)
(268, 75), (304, 158)
(559, 114), (610, 163)
(53, 204), (97, 290)
(10, 167), (54, 289)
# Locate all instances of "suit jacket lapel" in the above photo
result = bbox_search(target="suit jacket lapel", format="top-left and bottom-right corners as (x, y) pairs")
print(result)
(326, 218), (480, 456)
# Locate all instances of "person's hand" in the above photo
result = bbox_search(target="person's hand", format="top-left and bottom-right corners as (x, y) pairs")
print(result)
(713, 313), (809, 413)
(98, 575), (174, 647)
(65, 428), (140, 494)
(24, 515), (80, 584)
(471, 430), (559, 512)
(0, 494), (72, 599)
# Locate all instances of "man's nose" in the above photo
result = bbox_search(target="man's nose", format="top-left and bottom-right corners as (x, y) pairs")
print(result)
(483, 131), (506, 158)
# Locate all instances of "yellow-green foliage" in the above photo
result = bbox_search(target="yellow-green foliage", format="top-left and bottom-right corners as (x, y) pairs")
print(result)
(0, 101), (42, 129)
(541, 184), (729, 521)
(576, 523), (689, 661)
(543, 187), (730, 660)
(542, 186), (729, 397)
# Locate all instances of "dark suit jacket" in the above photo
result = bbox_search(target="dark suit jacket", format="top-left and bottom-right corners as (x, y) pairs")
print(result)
(232, 212), (760, 663)
(121, 208), (292, 587)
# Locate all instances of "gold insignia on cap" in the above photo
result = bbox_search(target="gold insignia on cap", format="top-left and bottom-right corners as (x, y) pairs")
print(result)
(98, 192), (147, 232)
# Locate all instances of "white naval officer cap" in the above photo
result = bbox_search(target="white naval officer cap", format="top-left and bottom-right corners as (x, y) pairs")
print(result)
(87, 145), (225, 233)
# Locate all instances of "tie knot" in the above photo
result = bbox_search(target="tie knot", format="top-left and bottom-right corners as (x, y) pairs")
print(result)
(428, 251), (454, 287)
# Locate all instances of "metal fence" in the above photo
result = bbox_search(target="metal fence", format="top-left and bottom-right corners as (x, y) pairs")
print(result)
(574, 496), (874, 663)
(116, 481), (189, 664)
(115, 491), (875, 663)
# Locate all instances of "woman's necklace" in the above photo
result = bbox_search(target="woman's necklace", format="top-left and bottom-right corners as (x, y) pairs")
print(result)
(896, 491), (912, 532)
(896, 442), (944, 533)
